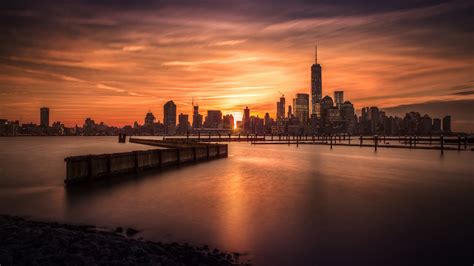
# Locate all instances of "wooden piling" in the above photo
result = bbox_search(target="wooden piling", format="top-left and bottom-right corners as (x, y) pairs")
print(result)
(458, 135), (461, 151)
(440, 135), (444, 155)
(374, 135), (378, 152)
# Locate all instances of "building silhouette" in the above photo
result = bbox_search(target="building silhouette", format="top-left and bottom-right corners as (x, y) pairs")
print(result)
(334, 91), (344, 109)
(144, 111), (156, 125)
(277, 95), (285, 120)
(163, 100), (176, 135)
(223, 114), (234, 129)
(433, 118), (441, 131)
(311, 45), (322, 115)
(40, 107), (49, 128)
(204, 110), (222, 128)
(293, 93), (309, 124)
(243, 107), (250, 133)
(443, 115), (451, 133)
(192, 105), (203, 129)
(177, 113), (189, 134)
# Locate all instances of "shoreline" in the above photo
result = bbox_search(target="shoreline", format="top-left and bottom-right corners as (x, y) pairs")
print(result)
(0, 215), (247, 265)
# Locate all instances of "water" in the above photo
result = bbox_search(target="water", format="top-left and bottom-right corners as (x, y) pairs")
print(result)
(0, 137), (473, 265)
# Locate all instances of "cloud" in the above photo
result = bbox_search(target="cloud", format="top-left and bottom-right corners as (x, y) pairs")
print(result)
(0, 0), (472, 130)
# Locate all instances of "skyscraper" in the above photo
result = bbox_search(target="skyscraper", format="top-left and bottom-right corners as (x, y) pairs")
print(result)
(334, 91), (344, 109)
(223, 114), (234, 129)
(293, 93), (309, 123)
(276, 95), (286, 120)
(40, 107), (49, 127)
(177, 113), (189, 134)
(311, 45), (322, 115)
(192, 105), (203, 129)
(243, 107), (250, 133)
(163, 100), (176, 135)
(442, 115), (451, 133)
(204, 110), (222, 128)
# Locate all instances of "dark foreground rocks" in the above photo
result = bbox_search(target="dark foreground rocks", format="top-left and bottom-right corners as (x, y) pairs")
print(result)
(0, 215), (247, 265)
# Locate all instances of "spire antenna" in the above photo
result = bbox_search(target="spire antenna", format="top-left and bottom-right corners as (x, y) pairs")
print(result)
(315, 44), (318, 64)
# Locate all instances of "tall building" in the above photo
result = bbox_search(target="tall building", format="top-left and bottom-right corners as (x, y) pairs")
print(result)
(276, 95), (286, 120)
(334, 91), (344, 109)
(293, 93), (309, 123)
(243, 107), (250, 133)
(311, 45), (322, 114)
(442, 115), (451, 133)
(432, 118), (441, 131)
(40, 107), (49, 127)
(177, 113), (189, 134)
(163, 100), (176, 135)
(204, 110), (222, 128)
(192, 105), (203, 129)
(223, 114), (234, 129)
(340, 101), (355, 133)
(287, 105), (292, 118)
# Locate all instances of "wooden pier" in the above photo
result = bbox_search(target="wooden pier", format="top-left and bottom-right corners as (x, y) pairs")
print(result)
(64, 138), (228, 185)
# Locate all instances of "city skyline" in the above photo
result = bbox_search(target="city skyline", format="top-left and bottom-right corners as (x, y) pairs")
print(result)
(1, 0), (473, 131)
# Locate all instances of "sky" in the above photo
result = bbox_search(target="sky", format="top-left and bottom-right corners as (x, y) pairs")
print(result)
(0, 0), (473, 131)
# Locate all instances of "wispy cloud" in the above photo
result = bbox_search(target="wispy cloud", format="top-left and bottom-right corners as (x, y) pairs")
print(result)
(0, 0), (472, 130)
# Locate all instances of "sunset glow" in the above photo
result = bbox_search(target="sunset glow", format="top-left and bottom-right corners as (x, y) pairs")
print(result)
(0, 1), (473, 131)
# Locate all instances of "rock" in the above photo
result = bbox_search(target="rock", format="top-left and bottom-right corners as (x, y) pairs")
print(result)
(126, 227), (140, 237)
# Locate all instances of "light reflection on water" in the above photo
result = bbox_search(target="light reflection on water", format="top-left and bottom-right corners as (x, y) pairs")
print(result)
(0, 137), (473, 265)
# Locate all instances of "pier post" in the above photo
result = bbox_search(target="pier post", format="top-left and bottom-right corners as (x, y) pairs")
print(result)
(409, 136), (412, 148)
(238, 134), (241, 142)
(271, 134), (274, 141)
(374, 135), (378, 152)
(429, 135), (432, 146)
(458, 135), (461, 151)
(330, 135), (333, 149)
(414, 135), (417, 147)
(348, 134), (351, 144)
(198, 132), (201, 141)
(440, 135), (444, 155)
(229, 133), (231, 142)
(360, 135), (363, 147)
(465, 136), (468, 149)
(288, 134), (290, 146)
(296, 136), (299, 147)
(186, 131), (189, 140)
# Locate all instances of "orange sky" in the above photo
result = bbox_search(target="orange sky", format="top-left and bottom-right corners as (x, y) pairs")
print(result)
(0, 1), (473, 131)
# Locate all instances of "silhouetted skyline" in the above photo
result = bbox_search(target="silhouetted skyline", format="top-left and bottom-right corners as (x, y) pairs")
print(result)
(0, 0), (473, 131)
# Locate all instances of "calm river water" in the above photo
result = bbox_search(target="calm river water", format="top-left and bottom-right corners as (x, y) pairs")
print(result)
(0, 137), (473, 265)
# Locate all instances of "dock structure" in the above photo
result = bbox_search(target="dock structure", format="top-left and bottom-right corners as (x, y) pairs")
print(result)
(249, 134), (472, 153)
(64, 138), (228, 185)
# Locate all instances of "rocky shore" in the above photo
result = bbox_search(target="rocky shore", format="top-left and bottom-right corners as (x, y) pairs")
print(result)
(0, 215), (246, 265)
